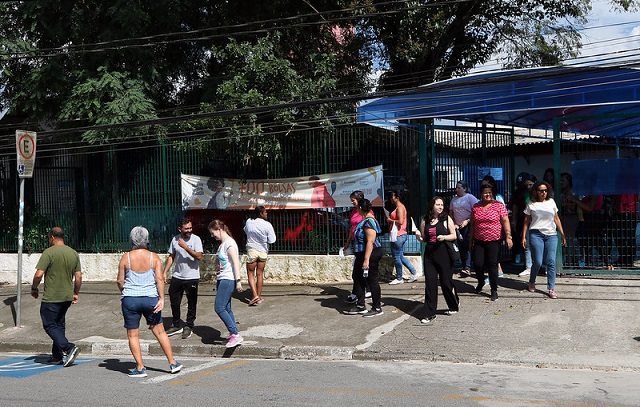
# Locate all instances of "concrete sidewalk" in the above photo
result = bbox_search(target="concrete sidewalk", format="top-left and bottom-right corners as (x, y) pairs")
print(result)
(1, 272), (639, 371)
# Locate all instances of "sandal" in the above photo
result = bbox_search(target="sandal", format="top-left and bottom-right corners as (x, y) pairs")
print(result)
(256, 297), (265, 304)
(249, 297), (260, 306)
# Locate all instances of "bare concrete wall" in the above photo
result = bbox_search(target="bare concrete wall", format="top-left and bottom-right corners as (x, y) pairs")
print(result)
(0, 253), (423, 285)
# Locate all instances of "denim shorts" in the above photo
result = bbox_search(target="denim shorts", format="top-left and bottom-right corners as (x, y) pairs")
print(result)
(121, 296), (162, 329)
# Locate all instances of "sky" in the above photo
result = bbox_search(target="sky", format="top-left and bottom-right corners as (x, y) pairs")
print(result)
(578, 0), (640, 65)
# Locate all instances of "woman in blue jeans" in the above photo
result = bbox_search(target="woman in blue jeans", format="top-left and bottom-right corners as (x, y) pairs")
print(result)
(209, 219), (245, 348)
(521, 181), (566, 299)
(386, 189), (418, 284)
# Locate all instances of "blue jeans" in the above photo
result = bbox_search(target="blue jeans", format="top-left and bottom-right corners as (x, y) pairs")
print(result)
(214, 279), (238, 335)
(40, 301), (74, 360)
(529, 230), (558, 289)
(390, 234), (417, 280)
(524, 229), (533, 269)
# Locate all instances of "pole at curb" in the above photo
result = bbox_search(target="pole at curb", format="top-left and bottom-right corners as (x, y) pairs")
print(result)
(17, 179), (25, 327)
(15, 130), (37, 327)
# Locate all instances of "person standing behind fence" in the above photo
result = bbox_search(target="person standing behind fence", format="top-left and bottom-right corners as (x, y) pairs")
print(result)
(343, 190), (372, 304)
(31, 227), (82, 367)
(416, 196), (460, 325)
(611, 194), (638, 268)
(163, 218), (203, 340)
(449, 181), (478, 277)
(344, 199), (384, 317)
(470, 184), (513, 301)
(521, 181), (566, 299)
(559, 173), (579, 267)
(209, 219), (245, 347)
(244, 206), (276, 306)
(387, 189), (418, 284)
(117, 226), (182, 377)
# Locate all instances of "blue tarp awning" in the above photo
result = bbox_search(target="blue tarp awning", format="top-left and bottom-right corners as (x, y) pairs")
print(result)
(356, 65), (640, 138)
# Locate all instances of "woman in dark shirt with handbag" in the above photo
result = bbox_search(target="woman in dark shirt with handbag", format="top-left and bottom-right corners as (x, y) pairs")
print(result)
(416, 196), (459, 324)
(344, 198), (384, 318)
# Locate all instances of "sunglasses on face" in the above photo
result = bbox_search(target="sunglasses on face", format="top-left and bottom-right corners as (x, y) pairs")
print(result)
(538, 189), (548, 193)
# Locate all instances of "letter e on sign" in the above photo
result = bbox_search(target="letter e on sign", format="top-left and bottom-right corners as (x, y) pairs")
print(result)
(16, 130), (37, 178)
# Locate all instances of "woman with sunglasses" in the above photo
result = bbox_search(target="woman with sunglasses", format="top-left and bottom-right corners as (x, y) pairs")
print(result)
(521, 181), (566, 299)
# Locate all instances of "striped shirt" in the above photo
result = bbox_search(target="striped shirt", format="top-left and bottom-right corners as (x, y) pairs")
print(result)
(353, 217), (382, 252)
(471, 201), (508, 242)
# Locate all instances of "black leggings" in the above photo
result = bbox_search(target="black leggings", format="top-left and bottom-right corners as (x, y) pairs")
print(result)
(353, 247), (383, 309)
(472, 239), (501, 291)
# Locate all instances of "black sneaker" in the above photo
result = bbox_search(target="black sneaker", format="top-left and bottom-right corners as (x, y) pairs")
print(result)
(63, 345), (80, 367)
(362, 308), (383, 317)
(344, 294), (357, 304)
(490, 290), (499, 301)
(474, 283), (484, 294)
(182, 327), (192, 339)
(45, 358), (63, 365)
(420, 315), (437, 324)
(344, 306), (367, 315)
(166, 326), (183, 337)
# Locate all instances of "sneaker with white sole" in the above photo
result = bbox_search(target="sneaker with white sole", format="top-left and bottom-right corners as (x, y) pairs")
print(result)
(389, 279), (404, 285)
(444, 310), (458, 316)
(364, 291), (372, 298)
(226, 333), (243, 348)
(345, 294), (357, 303)
(408, 275), (419, 282)
(170, 362), (183, 373)
(344, 306), (367, 315)
(166, 326), (183, 337)
(181, 327), (192, 339)
(519, 269), (531, 277)
(362, 308), (384, 317)
(128, 367), (147, 378)
(63, 345), (80, 367)
(420, 315), (436, 324)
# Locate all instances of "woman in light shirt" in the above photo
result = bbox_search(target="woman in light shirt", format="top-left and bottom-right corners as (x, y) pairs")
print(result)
(522, 181), (566, 299)
(449, 180), (478, 276)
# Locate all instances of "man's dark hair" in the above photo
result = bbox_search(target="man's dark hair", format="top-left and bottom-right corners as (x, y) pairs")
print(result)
(178, 218), (192, 227)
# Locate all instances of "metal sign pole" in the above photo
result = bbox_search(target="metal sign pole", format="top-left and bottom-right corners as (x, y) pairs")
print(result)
(16, 179), (25, 327)
(15, 130), (36, 328)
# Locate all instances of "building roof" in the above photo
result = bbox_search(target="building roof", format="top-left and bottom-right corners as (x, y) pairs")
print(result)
(357, 65), (640, 139)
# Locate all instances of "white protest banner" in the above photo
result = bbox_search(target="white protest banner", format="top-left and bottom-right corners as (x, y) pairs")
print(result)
(182, 165), (384, 210)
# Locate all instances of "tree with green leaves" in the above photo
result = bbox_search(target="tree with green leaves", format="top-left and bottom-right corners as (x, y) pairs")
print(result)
(355, 0), (640, 90)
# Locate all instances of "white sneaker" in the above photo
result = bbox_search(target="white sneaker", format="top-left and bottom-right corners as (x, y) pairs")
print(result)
(409, 275), (419, 282)
(518, 269), (531, 277)
(389, 279), (404, 285)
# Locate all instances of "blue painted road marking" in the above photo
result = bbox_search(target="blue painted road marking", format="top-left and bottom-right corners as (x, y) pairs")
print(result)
(0, 356), (93, 378)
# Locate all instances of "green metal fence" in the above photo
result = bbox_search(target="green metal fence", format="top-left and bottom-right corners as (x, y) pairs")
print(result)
(0, 125), (423, 254)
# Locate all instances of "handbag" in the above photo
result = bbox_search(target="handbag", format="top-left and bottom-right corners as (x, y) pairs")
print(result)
(444, 219), (461, 263)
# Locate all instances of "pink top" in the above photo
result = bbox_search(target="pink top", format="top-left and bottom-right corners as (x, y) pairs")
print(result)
(349, 208), (374, 239)
(390, 208), (408, 236)
(471, 201), (508, 242)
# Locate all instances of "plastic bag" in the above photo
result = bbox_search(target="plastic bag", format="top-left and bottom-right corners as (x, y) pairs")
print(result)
(390, 222), (398, 242)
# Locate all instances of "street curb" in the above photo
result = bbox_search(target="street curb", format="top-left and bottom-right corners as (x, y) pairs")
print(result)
(0, 342), (355, 361)
(3, 342), (640, 372)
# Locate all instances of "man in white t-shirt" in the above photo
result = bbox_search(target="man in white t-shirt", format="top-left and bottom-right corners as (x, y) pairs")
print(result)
(163, 218), (203, 339)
